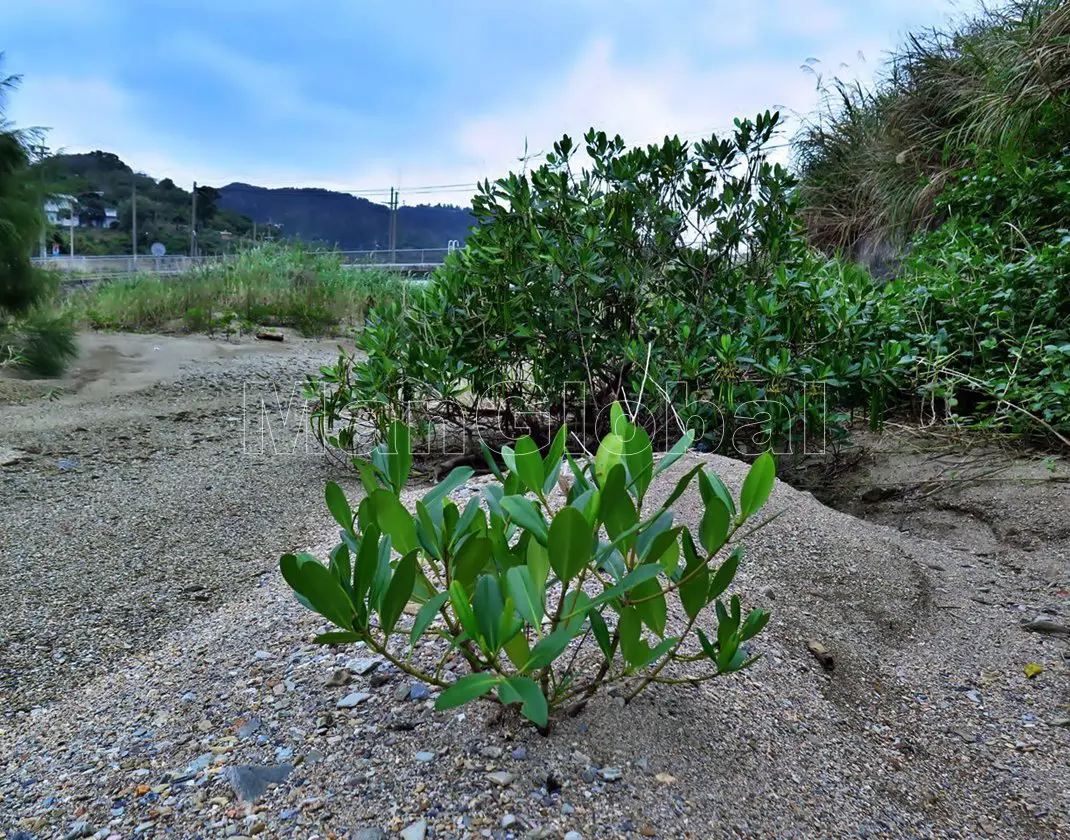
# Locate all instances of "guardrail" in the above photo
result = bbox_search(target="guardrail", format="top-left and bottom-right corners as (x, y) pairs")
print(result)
(31, 248), (454, 276)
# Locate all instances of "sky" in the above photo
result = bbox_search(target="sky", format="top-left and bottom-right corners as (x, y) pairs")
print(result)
(2, 0), (971, 207)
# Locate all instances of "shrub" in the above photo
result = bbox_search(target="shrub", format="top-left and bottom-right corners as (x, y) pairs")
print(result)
(309, 115), (903, 456)
(280, 405), (774, 729)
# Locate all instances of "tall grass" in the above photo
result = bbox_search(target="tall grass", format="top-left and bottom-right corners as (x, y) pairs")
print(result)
(67, 243), (410, 336)
(795, 0), (1070, 253)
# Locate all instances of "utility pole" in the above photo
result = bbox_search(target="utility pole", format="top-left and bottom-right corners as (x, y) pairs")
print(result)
(388, 187), (398, 264)
(252, 220), (257, 244)
(190, 181), (198, 258)
(132, 181), (138, 267)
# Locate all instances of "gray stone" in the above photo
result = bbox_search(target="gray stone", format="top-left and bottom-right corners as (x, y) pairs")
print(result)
(400, 820), (427, 840)
(64, 822), (93, 840)
(337, 691), (372, 709)
(561, 804), (575, 815)
(1021, 616), (1069, 636)
(510, 747), (528, 760)
(487, 771), (515, 786)
(481, 745), (504, 759)
(395, 682), (411, 702)
(600, 766), (623, 782)
(353, 829), (387, 840)
(415, 750), (435, 762)
(564, 833), (583, 840)
(502, 814), (518, 829)
(305, 748), (325, 765)
(222, 763), (293, 802)
(325, 668), (350, 687)
(237, 717), (261, 739)
(347, 657), (383, 675)
(409, 682), (430, 701)
(253, 650), (272, 660)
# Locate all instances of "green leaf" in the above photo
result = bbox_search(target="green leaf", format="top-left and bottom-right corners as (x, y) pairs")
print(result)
(328, 542), (352, 591)
(600, 463), (637, 545)
(502, 629), (530, 670)
(652, 430), (695, 478)
(312, 631), (363, 645)
(325, 481), (353, 530)
(659, 464), (703, 512)
(526, 539), (550, 589)
(594, 433), (625, 486)
(631, 575), (667, 636)
(435, 672), (500, 711)
(355, 460), (380, 497)
(411, 591), (449, 645)
(506, 566), (544, 627)
(448, 580), (480, 642)
(618, 606), (646, 667)
(699, 469), (736, 520)
(739, 451), (775, 521)
(452, 535), (492, 589)
(739, 607), (770, 641)
(353, 525), (381, 605)
(622, 424), (654, 501)
(699, 496), (731, 555)
(380, 550), (417, 636)
(513, 435), (546, 496)
(472, 575), (505, 651)
(371, 489), (418, 555)
(678, 531), (710, 621)
(498, 676), (548, 727)
(588, 608), (613, 658)
(636, 511), (675, 562)
(480, 440), (506, 482)
(547, 505), (591, 585)
(386, 420), (413, 494)
(280, 552), (356, 630)
(424, 466), (474, 509)
(708, 548), (741, 601)
(610, 401), (628, 437)
(541, 425), (568, 495)
(696, 627), (718, 660)
(415, 501), (441, 560)
(500, 495), (549, 544)
(524, 628), (573, 671)
(587, 563), (663, 610)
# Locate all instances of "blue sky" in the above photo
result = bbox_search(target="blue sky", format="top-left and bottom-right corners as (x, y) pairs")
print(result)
(3, 0), (969, 206)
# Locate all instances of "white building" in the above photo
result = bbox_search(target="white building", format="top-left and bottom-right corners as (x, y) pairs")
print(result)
(44, 194), (79, 227)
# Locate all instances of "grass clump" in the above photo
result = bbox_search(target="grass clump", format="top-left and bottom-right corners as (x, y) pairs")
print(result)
(68, 243), (409, 336)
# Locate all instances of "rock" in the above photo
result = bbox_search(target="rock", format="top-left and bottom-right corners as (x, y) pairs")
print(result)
(326, 669), (350, 688)
(966, 689), (982, 704)
(760, 585), (776, 600)
(564, 832), (583, 840)
(394, 683), (411, 702)
(415, 751), (435, 762)
(347, 657), (383, 675)
(561, 804), (575, 815)
(1050, 717), (1070, 728)
(1021, 616), (1069, 636)
(237, 717), (261, 739)
(481, 745), (504, 759)
(487, 771), (515, 786)
(510, 747), (528, 760)
(502, 814), (518, 829)
(56, 458), (80, 472)
(409, 682), (430, 701)
(0, 447), (28, 466)
(253, 650), (272, 660)
(599, 767), (623, 782)
(64, 822), (93, 840)
(222, 764), (293, 802)
(806, 639), (835, 671)
(337, 691), (372, 709)
(304, 748), (325, 765)
(353, 829), (387, 840)
(655, 772), (677, 784)
(400, 820), (427, 840)
(369, 671), (391, 688)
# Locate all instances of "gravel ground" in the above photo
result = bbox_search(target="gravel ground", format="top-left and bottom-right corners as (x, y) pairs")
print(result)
(1, 388), (1067, 840)
(0, 331), (344, 713)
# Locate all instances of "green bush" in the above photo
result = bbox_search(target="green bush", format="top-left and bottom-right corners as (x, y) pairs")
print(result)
(310, 115), (903, 455)
(281, 405), (774, 728)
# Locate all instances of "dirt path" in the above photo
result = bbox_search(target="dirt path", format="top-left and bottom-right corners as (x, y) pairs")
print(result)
(0, 331), (347, 714)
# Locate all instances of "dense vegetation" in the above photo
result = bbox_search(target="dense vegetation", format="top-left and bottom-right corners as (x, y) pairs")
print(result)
(68, 243), (407, 337)
(283, 411), (774, 728)
(218, 184), (473, 251)
(0, 58), (76, 376)
(795, 0), (1069, 439)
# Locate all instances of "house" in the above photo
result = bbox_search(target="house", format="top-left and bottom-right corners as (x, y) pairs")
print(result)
(44, 194), (79, 227)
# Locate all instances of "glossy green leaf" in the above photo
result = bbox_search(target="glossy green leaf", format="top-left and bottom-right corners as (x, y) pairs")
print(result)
(631, 575), (667, 636)
(411, 591), (449, 644)
(370, 489), (418, 555)
(541, 425), (568, 494)
(448, 580), (480, 642)
(524, 628), (573, 672)
(386, 420), (412, 494)
(678, 531), (709, 621)
(498, 676), (548, 727)
(594, 433), (625, 487)
(739, 451), (775, 520)
(699, 469), (737, 520)
(452, 535), (492, 589)
(312, 631), (363, 645)
(424, 466), (474, 509)
(699, 496), (731, 555)
(526, 539), (550, 589)
(506, 566), (544, 627)
(547, 505), (591, 585)
(435, 672), (499, 711)
(652, 430), (695, 478)
(513, 435), (545, 496)
(708, 547), (741, 601)
(325, 481), (353, 530)
(472, 575), (505, 651)
(622, 423), (654, 501)
(380, 550), (417, 636)
(599, 463), (637, 544)
(500, 495), (549, 544)
(280, 552), (356, 630)
(588, 608), (613, 658)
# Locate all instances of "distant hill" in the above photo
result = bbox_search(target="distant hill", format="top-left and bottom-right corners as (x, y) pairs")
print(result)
(217, 183), (474, 251)
(36, 151), (473, 256)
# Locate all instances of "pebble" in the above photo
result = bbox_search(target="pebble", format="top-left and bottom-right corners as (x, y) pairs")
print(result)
(395, 683), (411, 702)
(400, 820), (427, 840)
(510, 747), (528, 761)
(415, 751), (436, 762)
(353, 829), (387, 840)
(502, 814), (518, 829)
(347, 657), (383, 675)
(564, 832), (583, 840)
(409, 682), (430, 700)
(481, 745), (504, 759)
(337, 691), (372, 709)
(326, 668), (351, 687)
(487, 771), (515, 786)
(237, 717), (261, 739)
(222, 764), (293, 802)
(600, 767), (623, 782)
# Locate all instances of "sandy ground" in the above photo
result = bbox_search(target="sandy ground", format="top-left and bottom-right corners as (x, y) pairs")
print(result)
(0, 339), (1067, 839)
